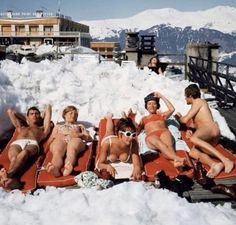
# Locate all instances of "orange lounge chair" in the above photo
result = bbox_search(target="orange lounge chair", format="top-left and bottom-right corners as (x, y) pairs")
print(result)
(181, 130), (236, 180)
(37, 141), (93, 188)
(0, 131), (45, 193)
(96, 118), (142, 180)
(96, 118), (194, 182)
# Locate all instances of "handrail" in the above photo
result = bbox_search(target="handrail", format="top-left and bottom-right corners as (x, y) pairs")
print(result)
(187, 56), (236, 105)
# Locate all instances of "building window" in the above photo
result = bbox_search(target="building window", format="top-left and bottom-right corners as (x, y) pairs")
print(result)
(44, 26), (53, 35)
(16, 26), (25, 35)
(29, 26), (38, 34)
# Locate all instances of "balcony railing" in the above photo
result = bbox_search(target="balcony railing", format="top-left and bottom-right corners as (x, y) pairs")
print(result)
(0, 31), (91, 38)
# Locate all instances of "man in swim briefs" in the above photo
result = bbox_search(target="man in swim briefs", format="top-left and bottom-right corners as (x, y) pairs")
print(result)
(0, 105), (52, 190)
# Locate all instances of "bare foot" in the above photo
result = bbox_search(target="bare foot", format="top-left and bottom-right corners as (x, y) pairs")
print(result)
(63, 162), (73, 176)
(223, 159), (234, 173)
(105, 112), (113, 119)
(185, 130), (193, 139)
(121, 111), (127, 118)
(4, 177), (21, 190)
(174, 157), (186, 168)
(46, 162), (61, 177)
(0, 168), (21, 190)
(207, 162), (224, 178)
(0, 168), (8, 186)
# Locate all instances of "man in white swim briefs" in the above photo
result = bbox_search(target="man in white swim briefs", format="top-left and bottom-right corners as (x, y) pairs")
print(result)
(0, 105), (51, 190)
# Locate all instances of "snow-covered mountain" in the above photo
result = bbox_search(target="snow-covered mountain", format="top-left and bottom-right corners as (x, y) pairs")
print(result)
(80, 6), (236, 40)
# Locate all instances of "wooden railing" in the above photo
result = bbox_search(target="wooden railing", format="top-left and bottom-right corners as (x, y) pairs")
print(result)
(187, 56), (236, 106)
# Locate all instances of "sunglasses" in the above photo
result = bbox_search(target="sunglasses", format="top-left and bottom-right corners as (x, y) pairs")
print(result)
(119, 131), (137, 138)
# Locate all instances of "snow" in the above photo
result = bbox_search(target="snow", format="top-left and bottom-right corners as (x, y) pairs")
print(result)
(0, 45), (236, 224)
(79, 6), (236, 39)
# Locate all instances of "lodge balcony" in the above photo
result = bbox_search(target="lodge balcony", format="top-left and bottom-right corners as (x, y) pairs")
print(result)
(0, 31), (91, 38)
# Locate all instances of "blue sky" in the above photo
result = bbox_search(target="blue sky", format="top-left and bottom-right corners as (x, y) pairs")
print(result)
(1, 0), (235, 21)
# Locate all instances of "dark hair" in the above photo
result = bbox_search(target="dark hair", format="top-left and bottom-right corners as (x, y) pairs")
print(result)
(185, 84), (201, 99)
(26, 106), (40, 116)
(62, 105), (78, 119)
(116, 117), (136, 133)
(144, 92), (160, 109)
(148, 56), (160, 65)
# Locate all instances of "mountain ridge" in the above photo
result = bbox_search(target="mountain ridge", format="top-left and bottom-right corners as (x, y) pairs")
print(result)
(80, 6), (236, 39)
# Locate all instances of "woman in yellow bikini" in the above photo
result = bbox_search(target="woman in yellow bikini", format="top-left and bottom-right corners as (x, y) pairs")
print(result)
(46, 105), (92, 177)
(138, 92), (185, 168)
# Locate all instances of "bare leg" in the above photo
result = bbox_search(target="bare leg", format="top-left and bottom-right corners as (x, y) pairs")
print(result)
(189, 148), (224, 178)
(7, 145), (38, 177)
(104, 112), (115, 137)
(190, 129), (234, 173)
(0, 167), (21, 190)
(146, 132), (185, 168)
(1, 145), (38, 190)
(47, 139), (66, 177)
(160, 131), (186, 167)
(63, 138), (85, 176)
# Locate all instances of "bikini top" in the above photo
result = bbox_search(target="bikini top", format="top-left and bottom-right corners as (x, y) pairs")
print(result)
(101, 135), (132, 163)
(142, 114), (166, 126)
(58, 123), (82, 134)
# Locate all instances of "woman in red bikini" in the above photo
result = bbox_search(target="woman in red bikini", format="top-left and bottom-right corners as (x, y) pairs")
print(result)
(46, 105), (92, 177)
(138, 92), (185, 168)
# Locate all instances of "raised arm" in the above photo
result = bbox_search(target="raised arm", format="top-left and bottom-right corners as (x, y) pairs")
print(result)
(154, 92), (175, 118)
(42, 105), (52, 136)
(7, 109), (25, 131)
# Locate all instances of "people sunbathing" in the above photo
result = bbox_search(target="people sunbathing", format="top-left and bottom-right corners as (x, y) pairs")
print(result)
(176, 84), (234, 178)
(97, 112), (142, 180)
(137, 92), (186, 168)
(0, 105), (52, 190)
(46, 105), (92, 177)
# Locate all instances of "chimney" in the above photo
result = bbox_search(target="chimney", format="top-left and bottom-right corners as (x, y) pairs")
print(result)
(36, 10), (43, 18)
(7, 10), (13, 18)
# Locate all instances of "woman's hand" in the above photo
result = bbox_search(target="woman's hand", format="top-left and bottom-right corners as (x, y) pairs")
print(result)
(131, 166), (142, 181)
(106, 164), (117, 178)
(154, 91), (162, 98)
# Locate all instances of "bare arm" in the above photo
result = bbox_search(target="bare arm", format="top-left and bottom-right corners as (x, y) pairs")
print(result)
(97, 141), (116, 177)
(177, 101), (201, 124)
(154, 92), (175, 119)
(7, 109), (24, 131)
(131, 140), (142, 180)
(158, 67), (164, 75)
(42, 105), (52, 136)
(70, 124), (93, 142)
(137, 118), (144, 135)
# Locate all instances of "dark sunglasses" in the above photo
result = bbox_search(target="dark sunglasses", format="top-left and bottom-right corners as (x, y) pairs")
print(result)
(119, 131), (137, 138)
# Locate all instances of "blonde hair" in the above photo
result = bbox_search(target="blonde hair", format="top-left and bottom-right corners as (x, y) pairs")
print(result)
(62, 105), (78, 119)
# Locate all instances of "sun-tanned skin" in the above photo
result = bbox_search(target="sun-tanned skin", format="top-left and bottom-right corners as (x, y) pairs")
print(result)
(176, 84), (234, 178)
(46, 106), (92, 177)
(137, 92), (186, 168)
(0, 105), (52, 190)
(97, 112), (142, 180)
